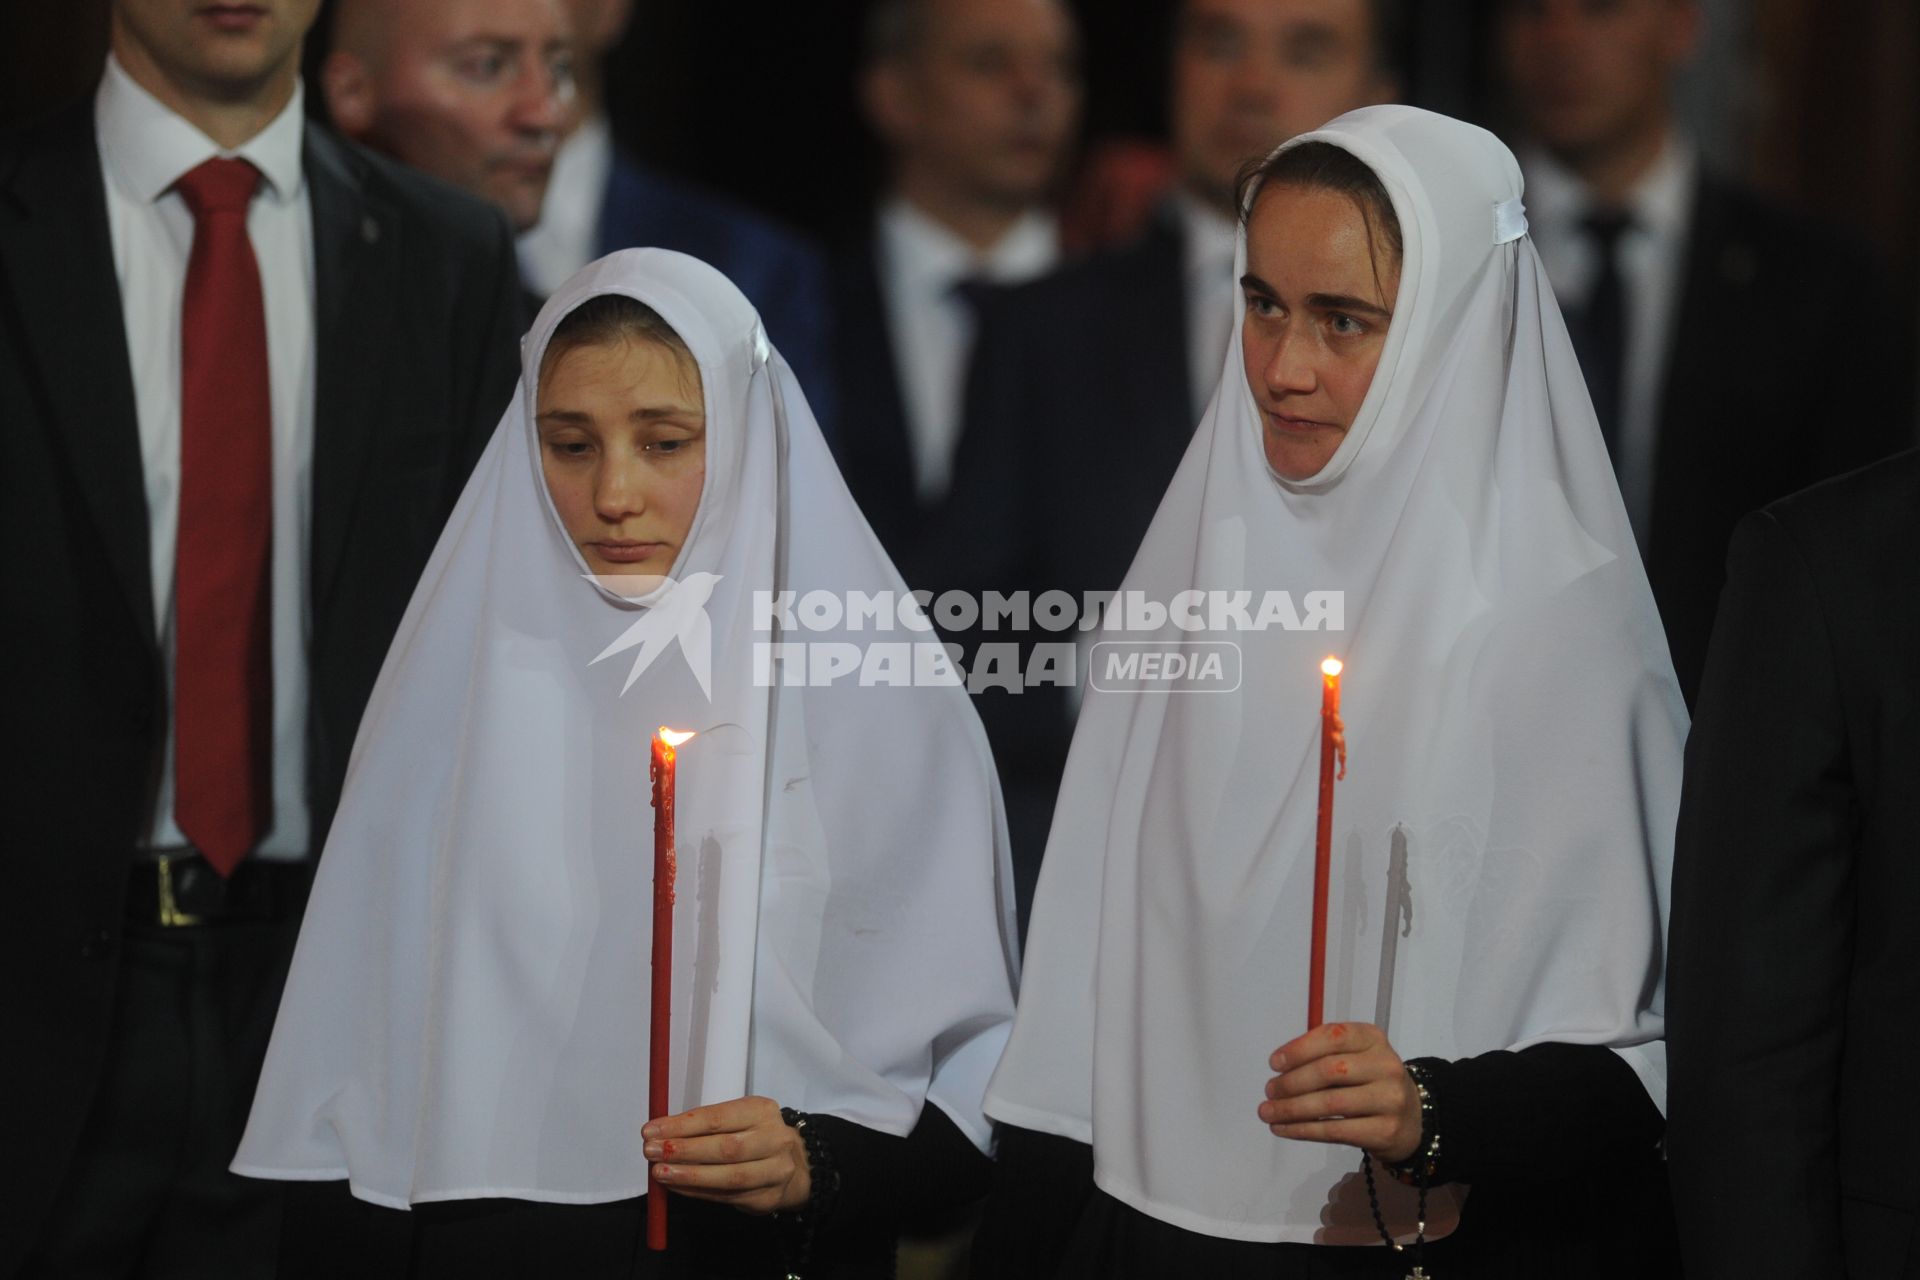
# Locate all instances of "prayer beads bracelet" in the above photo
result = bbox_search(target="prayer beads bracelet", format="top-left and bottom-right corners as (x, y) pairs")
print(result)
(776, 1107), (841, 1279)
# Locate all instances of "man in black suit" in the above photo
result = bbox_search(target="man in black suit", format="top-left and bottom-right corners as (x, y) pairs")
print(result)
(949, 0), (1396, 924)
(831, 0), (1082, 590)
(1497, 0), (1911, 705)
(0, 0), (523, 1272)
(1666, 450), (1920, 1278)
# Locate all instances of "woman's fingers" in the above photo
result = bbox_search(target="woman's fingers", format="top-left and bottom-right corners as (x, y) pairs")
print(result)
(643, 1123), (786, 1166)
(1258, 1082), (1396, 1128)
(1264, 1116), (1401, 1151)
(655, 1153), (789, 1195)
(1268, 1021), (1383, 1073)
(1264, 1049), (1390, 1100)
(640, 1095), (811, 1213)
(1261, 1071), (1423, 1161)
(643, 1095), (781, 1142)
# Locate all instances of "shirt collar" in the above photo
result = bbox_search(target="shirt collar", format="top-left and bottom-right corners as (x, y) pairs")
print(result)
(1172, 186), (1239, 284)
(879, 194), (1060, 291)
(1521, 132), (1697, 239)
(96, 52), (307, 208)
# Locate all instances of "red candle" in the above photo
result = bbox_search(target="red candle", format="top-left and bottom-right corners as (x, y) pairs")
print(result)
(1309, 659), (1347, 1031)
(648, 726), (694, 1251)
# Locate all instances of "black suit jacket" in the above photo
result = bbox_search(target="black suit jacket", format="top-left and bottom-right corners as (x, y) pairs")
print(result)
(826, 232), (921, 577)
(952, 212), (1193, 607)
(0, 106), (523, 1270)
(905, 216), (1194, 925)
(1642, 171), (1911, 705)
(1666, 450), (1920, 1278)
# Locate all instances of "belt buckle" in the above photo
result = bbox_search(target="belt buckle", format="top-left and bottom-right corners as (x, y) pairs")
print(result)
(155, 854), (203, 928)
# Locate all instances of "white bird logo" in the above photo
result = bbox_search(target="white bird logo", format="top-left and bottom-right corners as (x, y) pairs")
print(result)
(590, 572), (724, 699)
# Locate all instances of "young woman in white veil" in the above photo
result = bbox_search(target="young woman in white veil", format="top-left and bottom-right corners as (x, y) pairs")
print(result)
(974, 107), (1684, 1277)
(233, 249), (1019, 1279)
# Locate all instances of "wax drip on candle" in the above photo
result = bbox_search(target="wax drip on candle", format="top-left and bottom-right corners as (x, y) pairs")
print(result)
(1321, 658), (1348, 779)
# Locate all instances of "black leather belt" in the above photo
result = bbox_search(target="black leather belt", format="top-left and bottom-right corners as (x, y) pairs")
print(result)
(126, 852), (312, 927)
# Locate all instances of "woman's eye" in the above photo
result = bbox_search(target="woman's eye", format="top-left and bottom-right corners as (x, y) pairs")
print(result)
(548, 440), (591, 459)
(1327, 313), (1365, 336)
(1246, 295), (1280, 318)
(647, 439), (684, 455)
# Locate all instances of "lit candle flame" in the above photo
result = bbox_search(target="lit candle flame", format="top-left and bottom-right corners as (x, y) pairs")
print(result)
(1321, 657), (1343, 678)
(657, 727), (696, 747)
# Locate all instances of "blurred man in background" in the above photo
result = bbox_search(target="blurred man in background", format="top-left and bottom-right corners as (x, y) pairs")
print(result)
(517, 0), (836, 416)
(1667, 447), (1920, 1279)
(832, 0), (1082, 583)
(322, 0), (575, 235)
(951, 0), (1397, 929)
(0, 0), (523, 1272)
(1498, 0), (1910, 704)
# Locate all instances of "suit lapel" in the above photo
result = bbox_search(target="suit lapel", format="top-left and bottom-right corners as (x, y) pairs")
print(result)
(0, 106), (155, 647)
(304, 124), (401, 620)
(833, 238), (918, 529)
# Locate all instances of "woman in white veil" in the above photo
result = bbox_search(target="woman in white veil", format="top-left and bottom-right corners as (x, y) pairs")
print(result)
(976, 106), (1683, 1277)
(234, 249), (1019, 1279)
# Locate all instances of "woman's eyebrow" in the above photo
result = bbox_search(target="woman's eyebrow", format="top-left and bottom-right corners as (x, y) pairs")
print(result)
(534, 405), (703, 423)
(1305, 292), (1391, 319)
(1238, 272), (1277, 296)
(630, 404), (702, 421)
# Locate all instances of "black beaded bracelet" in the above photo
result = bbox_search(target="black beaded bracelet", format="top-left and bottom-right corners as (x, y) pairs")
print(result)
(1383, 1058), (1442, 1187)
(775, 1107), (841, 1279)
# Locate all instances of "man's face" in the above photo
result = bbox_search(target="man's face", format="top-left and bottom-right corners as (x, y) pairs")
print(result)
(327, 0), (575, 232)
(112, 0), (320, 100)
(1172, 0), (1391, 210)
(1499, 0), (1698, 163)
(868, 0), (1082, 210)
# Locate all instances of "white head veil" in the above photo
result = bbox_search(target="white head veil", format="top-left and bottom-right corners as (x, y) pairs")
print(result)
(984, 106), (1684, 1244)
(235, 249), (1019, 1207)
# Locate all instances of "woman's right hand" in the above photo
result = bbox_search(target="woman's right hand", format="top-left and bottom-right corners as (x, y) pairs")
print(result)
(643, 1095), (811, 1215)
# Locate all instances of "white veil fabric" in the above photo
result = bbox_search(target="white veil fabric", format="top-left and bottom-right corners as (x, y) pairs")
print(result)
(234, 249), (1019, 1208)
(983, 107), (1685, 1244)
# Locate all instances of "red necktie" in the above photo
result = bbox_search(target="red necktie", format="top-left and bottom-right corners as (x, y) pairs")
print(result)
(173, 157), (273, 877)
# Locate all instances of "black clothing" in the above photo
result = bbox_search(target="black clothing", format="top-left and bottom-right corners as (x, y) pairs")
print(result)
(21, 907), (307, 1279)
(1638, 172), (1910, 705)
(1667, 450), (1920, 1278)
(278, 1104), (993, 1280)
(917, 216), (1193, 928)
(974, 1043), (1678, 1278)
(0, 104), (524, 1273)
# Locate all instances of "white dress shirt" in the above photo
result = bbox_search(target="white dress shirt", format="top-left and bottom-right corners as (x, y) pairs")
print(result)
(96, 54), (317, 860)
(1173, 189), (1241, 421)
(1522, 136), (1697, 541)
(876, 197), (1060, 502)
(517, 112), (614, 298)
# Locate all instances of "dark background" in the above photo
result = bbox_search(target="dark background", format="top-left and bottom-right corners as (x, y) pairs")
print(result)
(5, 0), (1917, 383)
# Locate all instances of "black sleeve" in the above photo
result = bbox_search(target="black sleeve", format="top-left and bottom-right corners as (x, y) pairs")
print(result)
(450, 205), (526, 489)
(1412, 1041), (1663, 1186)
(807, 1103), (993, 1241)
(1664, 510), (1855, 1278)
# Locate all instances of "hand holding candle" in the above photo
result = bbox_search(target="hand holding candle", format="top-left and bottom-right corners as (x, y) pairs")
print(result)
(1308, 659), (1347, 1031)
(648, 727), (695, 1251)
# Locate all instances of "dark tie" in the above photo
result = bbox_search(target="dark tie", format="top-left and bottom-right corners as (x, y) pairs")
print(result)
(950, 274), (997, 318)
(1570, 210), (1632, 463)
(173, 157), (273, 877)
